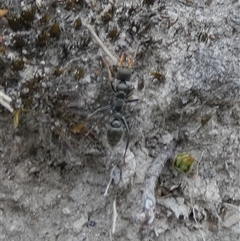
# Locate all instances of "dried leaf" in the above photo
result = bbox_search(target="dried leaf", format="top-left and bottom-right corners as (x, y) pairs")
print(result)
(0, 9), (8, 18)
(71, 123), (85, 134)
(150, 71), (165, 83)
(13, 109), (21, 128)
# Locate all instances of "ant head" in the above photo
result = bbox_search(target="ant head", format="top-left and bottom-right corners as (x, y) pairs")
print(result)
(115, 53), (133, 81)
(118, 53), (133, 68)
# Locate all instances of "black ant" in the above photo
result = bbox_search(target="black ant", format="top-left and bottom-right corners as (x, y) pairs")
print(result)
(87, 53), (138, 162)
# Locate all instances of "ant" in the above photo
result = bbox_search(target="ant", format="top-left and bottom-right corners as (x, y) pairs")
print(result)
(86, 52), (138, 162)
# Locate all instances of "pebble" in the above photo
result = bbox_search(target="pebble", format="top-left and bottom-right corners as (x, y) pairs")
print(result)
(62, 207), (71, 215)
(72, 213), (88, 234)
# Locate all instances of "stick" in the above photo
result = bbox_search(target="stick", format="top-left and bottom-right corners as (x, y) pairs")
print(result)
(63, 57), (82, 69)
(112, 198), (117, 234)
(0, 90), (14, 112)
(136, 140), (177, 224)
(100, 0), (114, 18)
(104, 165), (116, 197)
(84, 24), (118, 65)
(190, 197), (206, 241)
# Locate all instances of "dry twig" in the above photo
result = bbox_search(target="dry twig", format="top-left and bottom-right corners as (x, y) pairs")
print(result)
(0, 90), (14, 113)
(190, 197), (206, 241)
(100, 0), (114, 18)
(112, 198), (117, 234)
(84, 24), (118, 65)
(136, 140), (177, 224)
(104, 165), (118, 196)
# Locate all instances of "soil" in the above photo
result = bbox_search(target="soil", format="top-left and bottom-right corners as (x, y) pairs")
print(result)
(0, 0), (240, 241)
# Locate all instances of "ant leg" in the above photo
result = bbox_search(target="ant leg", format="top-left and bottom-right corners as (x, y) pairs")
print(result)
(125, 99), (138, 103)
(102, 56), (113, 82)
(126, 88), (138, 102)
(118, 53), (125, 66)
(86, 105), (111, 121)
(110, 82), (116, 93)
(102, 56), (116, 93)
(119, 115), (130, 164)
(126, 87), (135, 99)
(127, 87), (135, 98)
(123, 137), (130, 165)
(85, 114), (106, 137)
(127, 54), (133, 68)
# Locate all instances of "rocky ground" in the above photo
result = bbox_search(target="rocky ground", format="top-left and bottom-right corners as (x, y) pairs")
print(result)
(0, 0), (240, 240)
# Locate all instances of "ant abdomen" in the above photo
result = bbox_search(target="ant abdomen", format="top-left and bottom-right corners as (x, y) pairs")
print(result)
(107, 120), (123, 147)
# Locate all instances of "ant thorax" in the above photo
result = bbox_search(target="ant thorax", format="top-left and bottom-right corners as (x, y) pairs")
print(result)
(113, 98), (124, 112)
(116, 81), (130, 96)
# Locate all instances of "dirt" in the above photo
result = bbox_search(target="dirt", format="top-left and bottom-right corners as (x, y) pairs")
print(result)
(0, 0), (240, 240)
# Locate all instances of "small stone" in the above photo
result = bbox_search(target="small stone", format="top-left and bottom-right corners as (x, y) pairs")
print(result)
(62, 207), (71, 215)
(73, 213), (88, 234)
(223, 212), (240, 228)
(132, 26), (137, 32)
